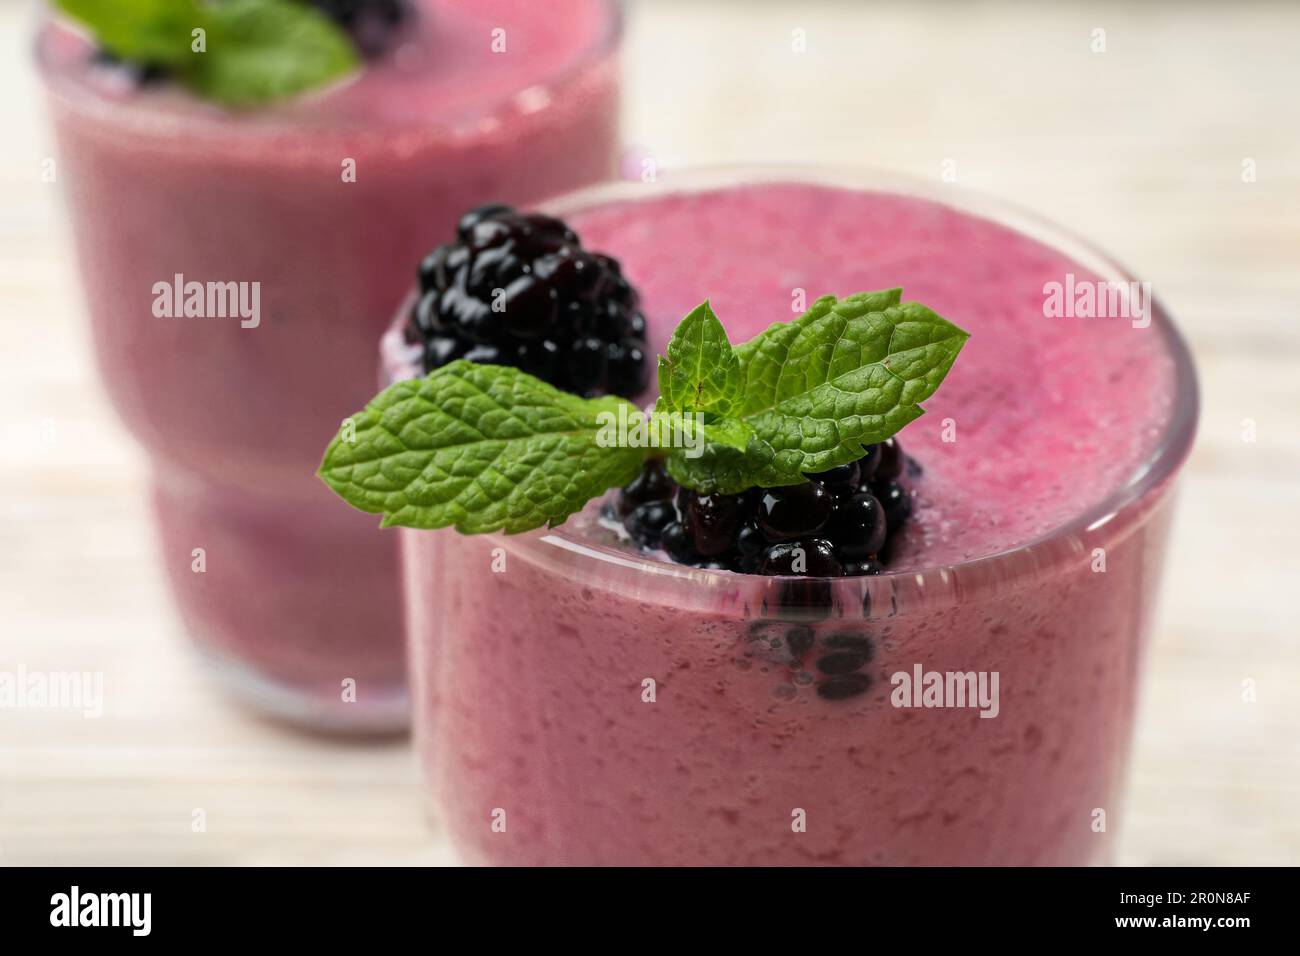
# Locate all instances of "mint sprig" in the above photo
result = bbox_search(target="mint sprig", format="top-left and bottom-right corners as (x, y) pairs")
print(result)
(55, 0), (358, 107)
(320, 290), (969, 532)
(319, 362), (646, 534)
(667, 289), (969, 493)
(56, 0), (200, 67)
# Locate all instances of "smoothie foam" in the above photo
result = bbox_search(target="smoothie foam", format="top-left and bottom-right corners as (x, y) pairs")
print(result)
(571, 184), (1176, 569)
(399, 179), (1192, 863)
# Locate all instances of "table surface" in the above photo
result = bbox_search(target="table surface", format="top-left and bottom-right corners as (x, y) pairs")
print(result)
(2, 0), (1297, 866)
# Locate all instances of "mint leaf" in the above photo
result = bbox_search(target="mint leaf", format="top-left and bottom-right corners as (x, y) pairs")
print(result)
(55, 0), (204, 65)
(731, 288), (902, 372)
(665, 436), (761, 495)
(656, 300), (742, 416)
(318, 361), (645, 533)
(699, 417), (753, 453)
(667, 290), (968, 493)
(319, 290), (969, 535)
(186, 0), (359, 107)
(54, 0), (358, 107)
(644, 411), (753, 459)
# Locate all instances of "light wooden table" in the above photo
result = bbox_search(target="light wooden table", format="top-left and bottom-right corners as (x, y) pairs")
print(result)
(2, 0), (1297, 866)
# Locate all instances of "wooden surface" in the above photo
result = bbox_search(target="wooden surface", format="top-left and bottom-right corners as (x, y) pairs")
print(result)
(2, 0), (1298, 866)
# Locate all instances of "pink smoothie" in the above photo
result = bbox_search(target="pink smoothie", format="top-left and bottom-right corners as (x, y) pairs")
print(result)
(397, 178), (1195, 863)
(40, 0), (622, 730)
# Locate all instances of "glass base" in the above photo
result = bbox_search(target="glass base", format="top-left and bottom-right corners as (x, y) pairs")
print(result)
(194, 645), (409, 737)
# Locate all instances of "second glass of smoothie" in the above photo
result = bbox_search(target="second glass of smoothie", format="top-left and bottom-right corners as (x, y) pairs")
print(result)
(388, 168), (1197, 864)
(39, 0), (623, 731)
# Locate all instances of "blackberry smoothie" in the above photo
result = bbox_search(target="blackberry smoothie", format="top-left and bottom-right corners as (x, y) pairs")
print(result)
(389, 174), (1196, 864)
(39, 0), (622, 730)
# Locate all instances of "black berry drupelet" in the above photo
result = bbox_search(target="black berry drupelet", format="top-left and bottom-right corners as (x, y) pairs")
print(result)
(609, 441), (922, 577)
(756, 483), (833, 542)
(407, 204), (650, 399)
(305, 0), (415, 57)
(91, 49), (170, 85)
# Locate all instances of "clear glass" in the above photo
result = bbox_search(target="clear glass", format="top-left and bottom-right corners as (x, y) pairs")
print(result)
(37, 0), (625, 733)
(389, 167), (1199, 863)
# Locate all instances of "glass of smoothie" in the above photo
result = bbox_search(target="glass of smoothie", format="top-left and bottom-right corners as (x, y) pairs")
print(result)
(37, 0), (623, 731)
(379, 167), (1197, 864)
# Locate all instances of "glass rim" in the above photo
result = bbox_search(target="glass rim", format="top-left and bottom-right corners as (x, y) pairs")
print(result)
(32, 0), (625, 137)
(384, 165), (1199, 613)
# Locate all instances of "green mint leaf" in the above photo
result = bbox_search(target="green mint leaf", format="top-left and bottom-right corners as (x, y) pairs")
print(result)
(55, 0), (204, 66)
(55, 0), (359, 107)
(731, 288), (902, 372)
(671, 290), (968, 493)
(185, 0), (359, 107)
(644, 411), (753, 457)
(318, 361), (645, 533)
(665, 438), (760, 495)
(656, 300), (742, 416)
(319, 290), (969, 534)
(699, 417), (754, 453)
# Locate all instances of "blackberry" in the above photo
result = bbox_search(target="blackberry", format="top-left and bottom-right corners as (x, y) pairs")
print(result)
(90, 48), (170, 86)
(768, 580), (836, 623)
(874, 437), (905, 482)
(809, 461), (860, 488)
(618, 458), (673, 515)
(734, 522), (766, 572)
(745, 622), (815, 666)
(826, 492), (887, 559)
(407, 204), (649, 399)
(682, 491), (745, 558)
(611, 441), (921, 578)
(784, 626), (816, 661)
(815, 633), (873, 675)
(742, 627), (875, 702)
(89, 1), (413, 89)
(305, 0), (415, 57)
(856, 443), (884, 482)
(873, 480), (914, 527)
(815, 649), (870, 675)
(822, 632), (873, 656)
(756, 484), (833, 541)
(817, 672), (872, 701)
(625, 501), (675, 550)
(660, 522), (697, 564)
(813, 633), (874, 698)
(759, 539), (842, 577)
